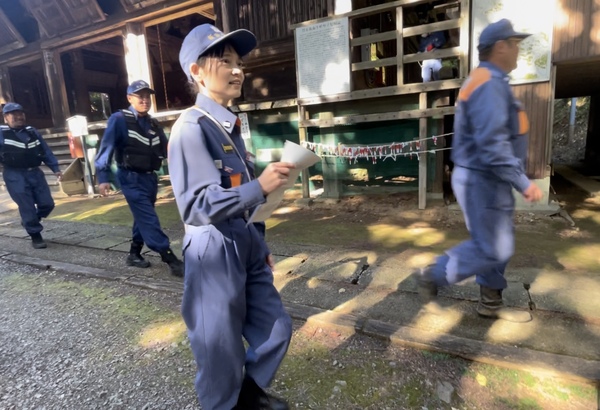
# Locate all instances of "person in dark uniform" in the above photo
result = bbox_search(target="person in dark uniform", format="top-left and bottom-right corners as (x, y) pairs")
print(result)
(415, 19), (543, 323)
(0, 102), (62, 249)
(169, 24), (295, 410)
(94, 80), (183, 277)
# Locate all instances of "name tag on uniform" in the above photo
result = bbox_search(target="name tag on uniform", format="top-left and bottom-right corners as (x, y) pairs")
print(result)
(222, 144), (234, 153)
(214, 159), (223, 169)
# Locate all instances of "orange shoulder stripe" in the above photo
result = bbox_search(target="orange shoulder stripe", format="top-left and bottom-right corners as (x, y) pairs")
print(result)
(457, 68), (492, 102)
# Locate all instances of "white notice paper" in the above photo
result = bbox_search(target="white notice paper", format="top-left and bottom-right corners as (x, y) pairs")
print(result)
(247, 140), (321, 224)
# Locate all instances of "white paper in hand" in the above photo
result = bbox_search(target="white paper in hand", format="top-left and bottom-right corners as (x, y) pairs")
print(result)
(247, 141), (320, 224)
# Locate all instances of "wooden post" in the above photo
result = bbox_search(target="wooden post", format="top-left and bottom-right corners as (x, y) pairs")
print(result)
(396, 6), (403, 86)
(0, 66), (13, 104)
(42, 49), (69, 127)
(123, 23), (153, 109)
(418, 92), (427, 209)
(219, 0), (230, 32)
(68, 50), (92, 117)
(298, 105), (311, 199)
(459, 0), (470, 78)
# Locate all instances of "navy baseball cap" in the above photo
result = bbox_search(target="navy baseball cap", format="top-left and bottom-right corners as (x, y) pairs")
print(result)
(478, 19), (531, 52)
(127, 80), (155, 95)
(2, 102), (23, 114)
(179, 24), (257, 80)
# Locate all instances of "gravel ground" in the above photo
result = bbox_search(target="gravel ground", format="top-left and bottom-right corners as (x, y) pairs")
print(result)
(0, 259), (199, 410)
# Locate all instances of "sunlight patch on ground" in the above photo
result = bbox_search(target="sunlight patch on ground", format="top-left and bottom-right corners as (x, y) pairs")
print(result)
(407, 252), (437, 268)
(332, 288), (396, 313)
(409, 305), (464, 335)
(485, 318), (537, 342)
(265, 217), (288, 229)
(306, 277), (320, 289)
(272, 206), (301, 215)
(138, 320), (187, 350)
(367, 224), (446, 248)
(51, 201), (127, 221)
(570, 208), (600, 225)
(555, 244), (600, 271)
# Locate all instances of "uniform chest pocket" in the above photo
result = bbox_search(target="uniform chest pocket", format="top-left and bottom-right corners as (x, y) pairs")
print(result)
(217, 154), (246, 188)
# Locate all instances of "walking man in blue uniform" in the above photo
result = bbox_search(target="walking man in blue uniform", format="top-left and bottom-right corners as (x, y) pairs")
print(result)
(416, 19), (543, 323)
(94, 80), (183, 277)
(0, 102), (62, 249)
(169, 24), (294, 409)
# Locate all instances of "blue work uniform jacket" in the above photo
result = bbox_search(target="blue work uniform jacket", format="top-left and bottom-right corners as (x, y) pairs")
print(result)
(0, 125), (60, 172)
(451, 61), (530, 193)
(168, 94), (267, 236)
(94, 106), (167, 184)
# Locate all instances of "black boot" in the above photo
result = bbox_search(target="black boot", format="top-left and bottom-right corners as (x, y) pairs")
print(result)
(235, 376), (289, 410)
(126, 241), (150, 268)
(160, 248), (184, 277)
(477, 286), (532, 323)
(414, 266), (438, 303)
(30, 233), (47, 249)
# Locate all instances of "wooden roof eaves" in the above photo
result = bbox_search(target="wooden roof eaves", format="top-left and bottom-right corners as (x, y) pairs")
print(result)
(0, 8), (26, 55)
(0, 0), (211, 64)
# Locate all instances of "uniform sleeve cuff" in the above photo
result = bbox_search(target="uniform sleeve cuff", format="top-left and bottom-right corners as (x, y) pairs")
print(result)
(514, 174), (530, 194)
(97, 171), (111, 184)
(238, 179), (266, 209)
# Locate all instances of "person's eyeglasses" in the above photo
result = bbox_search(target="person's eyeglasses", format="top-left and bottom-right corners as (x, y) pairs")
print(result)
(130, 94), (152, 100)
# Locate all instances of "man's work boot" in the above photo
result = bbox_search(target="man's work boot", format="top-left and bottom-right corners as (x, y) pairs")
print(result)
(126, 242), (150, 268)
(30, 233), (47, 249)
(234, 376), (289, 410)
(476, 286), (532, 323)
(160, 248), (184, 277)
(414, 266), (438, 303)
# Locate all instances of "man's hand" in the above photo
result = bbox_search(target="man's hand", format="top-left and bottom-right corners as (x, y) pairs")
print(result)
(523, 182), (543, 203)
(257, 162), (295, 196)
(55, 171), (63, 182)
(266, 254), (275, 271)
(98, 182), (111, 197)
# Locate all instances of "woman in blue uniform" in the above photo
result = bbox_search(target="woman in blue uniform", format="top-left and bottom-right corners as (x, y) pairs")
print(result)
(168, 24), (295, 410)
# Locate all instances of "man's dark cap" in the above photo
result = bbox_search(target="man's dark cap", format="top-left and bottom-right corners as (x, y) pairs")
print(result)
(478, 19), (531, 52)
(2, 102), (24, 114)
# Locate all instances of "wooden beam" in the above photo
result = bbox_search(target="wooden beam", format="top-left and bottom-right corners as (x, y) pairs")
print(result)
(142, 4), (214, 26)
(352, 57), (397, 71)
(38, 0), (209, 52)
(403, 46), (461, 63)
(298, 106), (455, 128)
(418, 92), (427, 209)
(290, 0), (448, 30)
(297, 78), (463, 106)
(351, 31), (396, 47)
(402, 18), (461, 38)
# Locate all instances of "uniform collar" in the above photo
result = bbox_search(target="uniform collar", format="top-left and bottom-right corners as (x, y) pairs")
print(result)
(478, 61), (509, 80)
(195, 94), (238, 134)
(128, 106), (151, 121)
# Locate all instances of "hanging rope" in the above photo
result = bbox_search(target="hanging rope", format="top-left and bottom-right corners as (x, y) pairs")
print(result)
(157, 26), (169, 109)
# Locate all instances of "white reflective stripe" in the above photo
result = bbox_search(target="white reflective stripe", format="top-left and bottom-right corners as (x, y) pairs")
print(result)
(3, 139), (27, 149)
(151, 138), (161, 146)
(127, 130), (151, 146)
(27, 140), (41, 149)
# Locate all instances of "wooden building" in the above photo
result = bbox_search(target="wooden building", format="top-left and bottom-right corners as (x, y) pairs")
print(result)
(0, 0), (598, 208)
